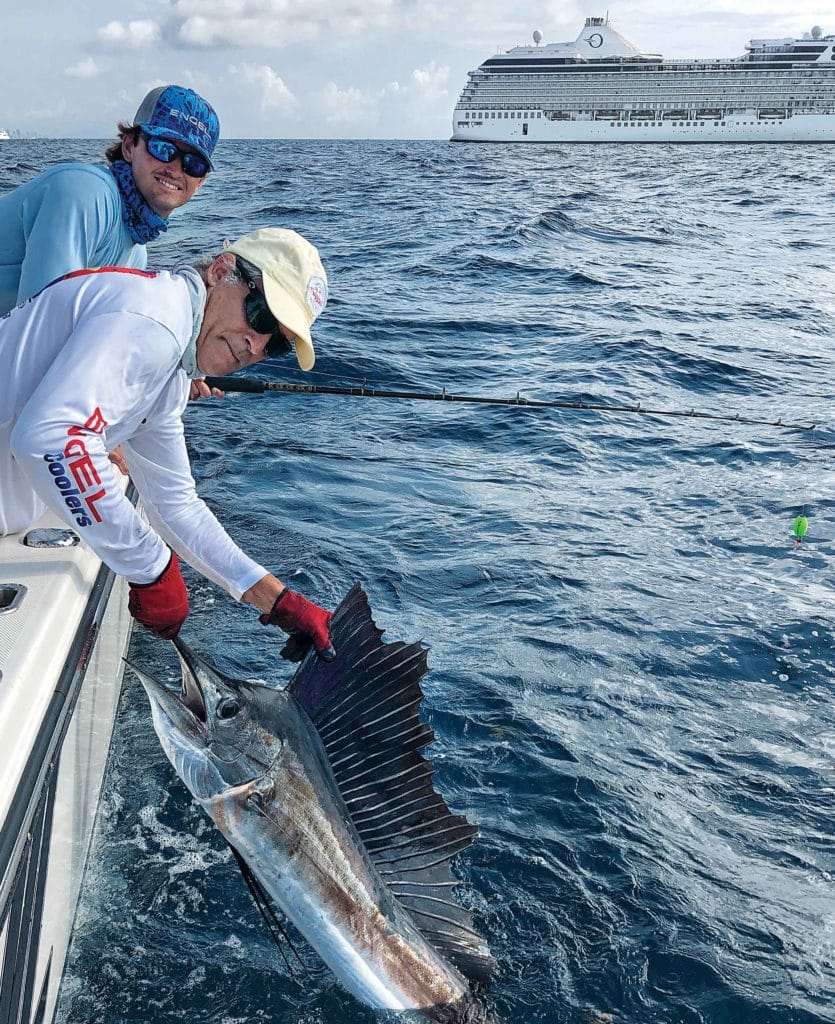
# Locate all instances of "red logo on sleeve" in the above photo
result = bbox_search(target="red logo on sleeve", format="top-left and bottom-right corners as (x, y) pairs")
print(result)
(44, 407), (111, 527)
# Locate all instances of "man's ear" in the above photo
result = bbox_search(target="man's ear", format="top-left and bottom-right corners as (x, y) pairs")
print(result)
(206, 252), (236, 286)
(121, 133), (136, 163)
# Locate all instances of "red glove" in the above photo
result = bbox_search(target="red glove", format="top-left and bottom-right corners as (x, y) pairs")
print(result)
(259, 587), (335, 662)
(128, 552), (189, 639)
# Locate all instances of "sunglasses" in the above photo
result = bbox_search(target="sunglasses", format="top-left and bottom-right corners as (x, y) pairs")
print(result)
(141, 132), (210, 178)
(235, 258), (293, 358)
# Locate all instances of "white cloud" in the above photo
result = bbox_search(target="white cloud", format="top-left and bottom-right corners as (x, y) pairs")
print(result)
(65, 57), (105, 79)
(228, 64), (297, 112)
(177, 12), (320, 48)
(317, 82), (381, 125)
(97, 19), (161, 48)
(309, 62), (451, 132)
(91, 0), (454, 50)
(410, 61), (449, 101)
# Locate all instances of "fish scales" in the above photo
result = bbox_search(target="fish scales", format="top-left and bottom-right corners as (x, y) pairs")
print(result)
(208, 693), (469, 1010)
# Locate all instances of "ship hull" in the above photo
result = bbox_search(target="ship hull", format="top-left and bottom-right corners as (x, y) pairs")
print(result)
(451, 111), (835, 143)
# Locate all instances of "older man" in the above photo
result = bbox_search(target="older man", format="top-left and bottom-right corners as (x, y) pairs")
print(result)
(0, 227), (334, 657)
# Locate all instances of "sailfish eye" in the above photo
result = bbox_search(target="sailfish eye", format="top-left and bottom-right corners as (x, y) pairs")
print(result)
(216, 698), (241, 721)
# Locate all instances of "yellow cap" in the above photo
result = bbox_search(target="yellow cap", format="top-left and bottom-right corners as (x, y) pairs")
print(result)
(226, 227), (328, 371)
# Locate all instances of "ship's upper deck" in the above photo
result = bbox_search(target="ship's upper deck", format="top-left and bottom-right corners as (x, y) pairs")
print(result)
(480, 16), (835, 71)
(497, 16), (657, 64)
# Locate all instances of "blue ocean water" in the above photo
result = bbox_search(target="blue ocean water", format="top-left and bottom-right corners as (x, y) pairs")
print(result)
(3, 139), (834, 1024)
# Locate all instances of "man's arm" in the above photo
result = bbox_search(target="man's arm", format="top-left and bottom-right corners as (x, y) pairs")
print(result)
(123, 415), (334, 656)
(10, 310), (178, 582)
(240, 573), (286, 612)
(17, 167), (120, 303)
(120, 409), (268, 599)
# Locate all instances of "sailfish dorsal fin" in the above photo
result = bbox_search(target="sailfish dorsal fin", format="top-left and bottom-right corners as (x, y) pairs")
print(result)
(287, 583), (496, 984)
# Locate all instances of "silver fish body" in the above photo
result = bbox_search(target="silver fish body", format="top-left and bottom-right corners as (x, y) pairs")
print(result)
(133, 585), (495, 1021)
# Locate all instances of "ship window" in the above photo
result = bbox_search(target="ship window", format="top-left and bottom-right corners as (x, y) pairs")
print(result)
(721, 122), (726, 126)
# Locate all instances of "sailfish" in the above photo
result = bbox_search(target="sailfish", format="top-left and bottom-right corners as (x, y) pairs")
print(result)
(130, 584), (497, 1021)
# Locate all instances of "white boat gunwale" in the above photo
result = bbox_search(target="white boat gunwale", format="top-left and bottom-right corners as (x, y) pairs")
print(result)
(0, 483), (137, 1024)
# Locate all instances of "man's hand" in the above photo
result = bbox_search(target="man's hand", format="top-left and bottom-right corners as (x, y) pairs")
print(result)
(128, 552), (189, 639)
(108, 445), (130, 476)
(189, 379), (225, 401)
(259, 587), (335, 662)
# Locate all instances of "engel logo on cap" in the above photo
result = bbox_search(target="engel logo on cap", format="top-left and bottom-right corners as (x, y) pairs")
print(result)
(168, 108), (211, 138)
(306, 276), (328, 318)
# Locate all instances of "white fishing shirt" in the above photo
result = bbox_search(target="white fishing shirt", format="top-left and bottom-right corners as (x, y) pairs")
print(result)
(0, 266), (267, 599)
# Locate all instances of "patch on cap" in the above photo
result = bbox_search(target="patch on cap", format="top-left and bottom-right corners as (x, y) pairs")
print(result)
(306, 276), (328, 319)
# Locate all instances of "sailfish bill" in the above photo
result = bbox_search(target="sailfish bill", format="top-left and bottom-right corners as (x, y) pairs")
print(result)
(130, 583), (496, 1021)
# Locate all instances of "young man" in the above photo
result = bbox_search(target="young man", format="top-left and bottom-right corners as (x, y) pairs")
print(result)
(0, 85), (219, 316)
(0, 227), (334, 659)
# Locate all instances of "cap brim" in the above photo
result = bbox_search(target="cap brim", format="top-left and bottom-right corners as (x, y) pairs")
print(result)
(261, 275), (316, 371)
(140, 123), (215, 170)
(290, 337), (315, 372)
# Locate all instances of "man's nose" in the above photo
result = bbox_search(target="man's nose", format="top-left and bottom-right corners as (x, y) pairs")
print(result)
(245, 330), (272, 359)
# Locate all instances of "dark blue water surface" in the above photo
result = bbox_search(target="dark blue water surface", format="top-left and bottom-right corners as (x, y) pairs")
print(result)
(3, 139), (834, 1024)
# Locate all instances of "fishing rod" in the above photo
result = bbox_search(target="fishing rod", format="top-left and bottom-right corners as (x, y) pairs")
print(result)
(202, 376), (816, 432)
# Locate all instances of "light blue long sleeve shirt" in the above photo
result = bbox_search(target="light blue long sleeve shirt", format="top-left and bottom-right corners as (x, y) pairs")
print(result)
(0, 162), (147, 315)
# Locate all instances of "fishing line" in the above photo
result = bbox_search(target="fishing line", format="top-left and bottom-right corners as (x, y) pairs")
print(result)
(202, 376), (815, 433)
(228, 844), (308, 979)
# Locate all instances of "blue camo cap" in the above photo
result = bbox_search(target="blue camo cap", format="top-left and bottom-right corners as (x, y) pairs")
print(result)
(134, 85), (219, 170)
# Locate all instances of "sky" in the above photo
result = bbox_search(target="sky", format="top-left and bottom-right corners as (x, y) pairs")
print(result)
(3, 1), (833, 139)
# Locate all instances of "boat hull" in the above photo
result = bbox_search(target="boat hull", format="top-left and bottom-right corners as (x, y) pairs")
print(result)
(0, 501), (133, 1024)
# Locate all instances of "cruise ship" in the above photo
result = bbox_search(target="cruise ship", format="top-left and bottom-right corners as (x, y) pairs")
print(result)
(452, 17), (835, 143)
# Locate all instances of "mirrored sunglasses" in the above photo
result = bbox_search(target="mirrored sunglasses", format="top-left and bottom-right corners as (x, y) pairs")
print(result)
(235, 258), (293, 358)
(142, 132), (210, 178)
